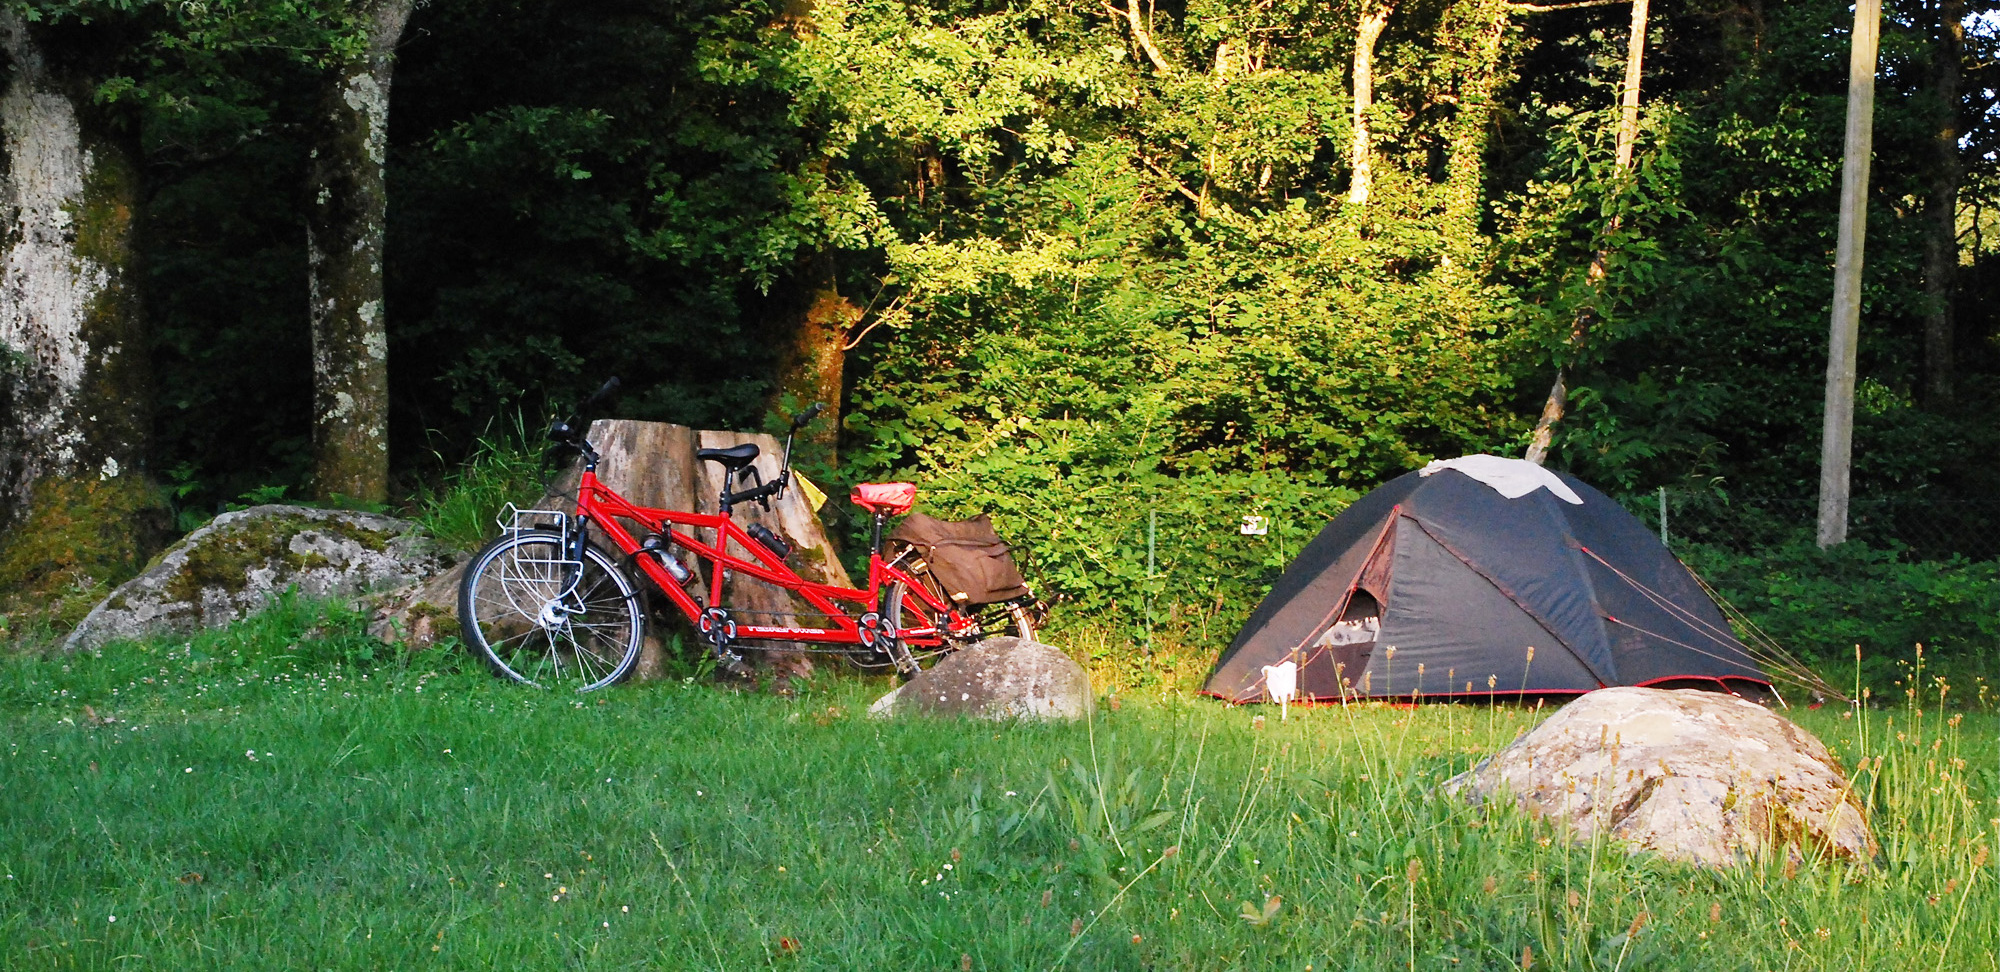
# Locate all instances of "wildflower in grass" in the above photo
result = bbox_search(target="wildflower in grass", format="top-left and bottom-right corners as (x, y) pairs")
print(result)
(1070, 918), (1082, 937)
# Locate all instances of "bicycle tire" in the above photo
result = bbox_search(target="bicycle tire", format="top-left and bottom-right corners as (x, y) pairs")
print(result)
(881, 581), (1036, 680)
(459, 529), (645, 692)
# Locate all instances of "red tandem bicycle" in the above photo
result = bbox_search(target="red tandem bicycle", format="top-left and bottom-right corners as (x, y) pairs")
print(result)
(457, 379), (1040, 691)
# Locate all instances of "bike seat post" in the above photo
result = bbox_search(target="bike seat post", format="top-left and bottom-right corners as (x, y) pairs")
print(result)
(870, 511), (886, 555)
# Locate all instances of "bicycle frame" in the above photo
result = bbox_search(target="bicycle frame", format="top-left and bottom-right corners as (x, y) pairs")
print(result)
(570, 469), (977, 650)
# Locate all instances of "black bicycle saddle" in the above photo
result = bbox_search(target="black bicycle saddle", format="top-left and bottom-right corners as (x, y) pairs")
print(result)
(696, 442), (760, 469)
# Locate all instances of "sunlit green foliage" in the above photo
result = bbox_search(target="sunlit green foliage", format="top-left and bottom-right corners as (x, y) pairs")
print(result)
(806, 0), (1528, 626)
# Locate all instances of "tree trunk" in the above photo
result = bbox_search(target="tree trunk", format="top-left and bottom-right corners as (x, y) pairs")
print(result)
(307, 0), (414, 505)
(1346, 2), (1394, 207)
(1921, 0), (1963, 405)
(1817, 0), (1881, 548)
(0, 12), (150, 531)
(1525, 0), (1648, 465)
(768, 256), (857, 461)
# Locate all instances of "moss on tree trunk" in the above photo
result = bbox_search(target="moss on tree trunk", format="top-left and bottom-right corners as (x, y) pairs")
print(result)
(0, 12), (158, 634)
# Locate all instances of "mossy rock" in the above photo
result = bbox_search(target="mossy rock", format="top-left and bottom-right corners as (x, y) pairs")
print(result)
(366, 560), (466, 650)
(63, 505), (452, 652)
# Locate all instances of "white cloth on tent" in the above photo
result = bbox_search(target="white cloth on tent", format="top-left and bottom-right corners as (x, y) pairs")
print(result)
(1263, 660), (1298, 705)
(1418, 454), (1584, 505)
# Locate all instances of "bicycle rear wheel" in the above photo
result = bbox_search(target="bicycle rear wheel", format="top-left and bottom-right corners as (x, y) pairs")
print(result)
(459, 529), (646, 691)
(881, 582), (1036, 679)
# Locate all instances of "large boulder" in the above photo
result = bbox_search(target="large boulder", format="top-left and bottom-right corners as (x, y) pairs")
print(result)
(65, 505), (452, 651)
(1444, 687), (1876, 867)
(868, 637), (1093, 720)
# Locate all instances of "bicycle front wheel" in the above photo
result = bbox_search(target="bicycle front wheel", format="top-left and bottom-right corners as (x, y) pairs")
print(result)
(459, 529), (646, 692)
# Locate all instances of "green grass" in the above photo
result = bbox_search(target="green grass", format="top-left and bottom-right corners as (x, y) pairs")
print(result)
(2, 602), (1995, 970)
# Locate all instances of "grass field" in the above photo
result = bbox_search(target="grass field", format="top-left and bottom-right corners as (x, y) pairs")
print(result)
(2, 599), (1995, 970)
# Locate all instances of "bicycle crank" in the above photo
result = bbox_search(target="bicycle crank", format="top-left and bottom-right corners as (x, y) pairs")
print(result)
(696, 607), (750, 676)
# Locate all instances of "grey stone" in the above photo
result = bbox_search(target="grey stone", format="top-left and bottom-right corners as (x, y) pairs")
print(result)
(1444, 686), (1876, 867)
(64, 505), (452, 651)
(367, 561), (466, 649)
(868, 637), (1093, 720)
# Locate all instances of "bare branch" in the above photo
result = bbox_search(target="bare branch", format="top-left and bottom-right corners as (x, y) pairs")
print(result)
(1113, 0), (1173, 73)
(1136, 156), (1241, 223)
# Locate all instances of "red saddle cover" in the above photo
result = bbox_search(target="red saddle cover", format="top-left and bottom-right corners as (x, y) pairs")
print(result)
(851, 482), (917, 515)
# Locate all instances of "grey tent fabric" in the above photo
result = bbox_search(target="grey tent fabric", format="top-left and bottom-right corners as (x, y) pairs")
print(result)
(1203, 462), (1768, 702)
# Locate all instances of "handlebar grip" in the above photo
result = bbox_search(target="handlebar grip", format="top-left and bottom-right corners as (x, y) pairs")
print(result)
(791, 402), (825, 429)
(582, 376), (621, 410)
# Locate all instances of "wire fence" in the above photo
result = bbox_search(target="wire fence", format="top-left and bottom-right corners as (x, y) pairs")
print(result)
(1621, 488), (2000, 562)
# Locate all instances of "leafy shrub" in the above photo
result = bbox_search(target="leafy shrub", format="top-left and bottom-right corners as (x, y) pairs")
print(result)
(1683, 540), (2000, 693)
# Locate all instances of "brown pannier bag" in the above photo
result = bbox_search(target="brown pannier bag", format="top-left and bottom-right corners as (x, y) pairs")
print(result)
(888, 512), (1031, 606)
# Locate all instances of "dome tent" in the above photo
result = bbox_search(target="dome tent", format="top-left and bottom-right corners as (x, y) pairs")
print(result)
(1202, 456), (1770, 703)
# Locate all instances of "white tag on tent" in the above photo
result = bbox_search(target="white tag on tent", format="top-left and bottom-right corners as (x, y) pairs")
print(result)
(1263, 660), (1298, 709)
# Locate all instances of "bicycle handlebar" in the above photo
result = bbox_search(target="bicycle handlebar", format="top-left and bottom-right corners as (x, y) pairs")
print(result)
(791, 402), (824, 431)
(582, 376), (621, 411)
(545, 376), (621, 464)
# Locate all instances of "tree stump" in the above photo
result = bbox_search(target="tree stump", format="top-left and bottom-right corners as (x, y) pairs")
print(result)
(541, 420), (850, 681)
